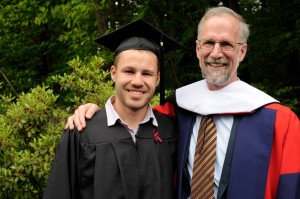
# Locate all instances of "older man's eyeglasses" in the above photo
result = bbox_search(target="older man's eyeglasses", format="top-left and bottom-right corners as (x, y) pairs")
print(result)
(198, 39), (244, 51)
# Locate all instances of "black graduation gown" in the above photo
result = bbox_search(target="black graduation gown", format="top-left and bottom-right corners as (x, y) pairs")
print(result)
(43, 109), (177, 199)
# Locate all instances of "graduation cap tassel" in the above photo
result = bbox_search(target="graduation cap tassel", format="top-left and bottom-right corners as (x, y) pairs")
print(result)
(159, 40), (165, 105)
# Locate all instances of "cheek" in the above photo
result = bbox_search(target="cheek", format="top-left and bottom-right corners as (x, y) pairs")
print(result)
(197, 49), (210, 60)
(147, 78), (159, 89)
(113, 74), (129, 86)
(231, 53), (240, 64)
(198, 53), (207, 66)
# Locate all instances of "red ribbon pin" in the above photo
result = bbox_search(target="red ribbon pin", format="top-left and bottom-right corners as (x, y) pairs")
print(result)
(153, 128), (162, 143)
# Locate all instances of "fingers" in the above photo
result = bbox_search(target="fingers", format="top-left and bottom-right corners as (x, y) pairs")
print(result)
(64, 103), (101, 132)
(64, 105), (89, 132)
(85, 103), (100, 119)
(74, 106), (86, 131)
(74, 103), (97, 131)
(65, 115), (75, 130)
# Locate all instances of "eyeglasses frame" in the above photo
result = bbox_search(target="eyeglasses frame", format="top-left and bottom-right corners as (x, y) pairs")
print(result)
(197, 39), (245, 51)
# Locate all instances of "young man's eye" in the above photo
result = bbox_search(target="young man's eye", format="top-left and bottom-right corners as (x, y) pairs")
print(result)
(143, 71), (154, 76)
(125, 70), (134, 74)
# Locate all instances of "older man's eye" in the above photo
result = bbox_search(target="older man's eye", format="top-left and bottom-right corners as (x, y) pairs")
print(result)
(220, 41), (235, 49)
(203, 40), (215, 46)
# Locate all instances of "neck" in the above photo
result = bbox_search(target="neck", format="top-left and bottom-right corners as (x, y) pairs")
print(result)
(206, 76), (239, 91)
(113, 101), (148, 129)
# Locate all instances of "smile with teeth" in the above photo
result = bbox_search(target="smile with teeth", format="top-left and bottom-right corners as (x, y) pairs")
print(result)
(128, 90), (144, 95)
(208, 62), (227, 67)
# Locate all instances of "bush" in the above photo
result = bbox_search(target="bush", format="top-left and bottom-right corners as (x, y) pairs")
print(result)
(52, 55), (115, 108)
(0, 55), (115, 198)
(0, 86), (66, 198)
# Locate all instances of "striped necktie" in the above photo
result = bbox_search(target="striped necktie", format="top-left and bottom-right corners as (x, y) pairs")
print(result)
(190, 115), (217, 199)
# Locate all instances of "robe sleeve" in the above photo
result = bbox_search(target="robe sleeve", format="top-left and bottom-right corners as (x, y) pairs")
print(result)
(265, 104), (300, 198)
(43, 129), (81, 199)
(153, 93), (176, 118)
(153, 102), (176, 118)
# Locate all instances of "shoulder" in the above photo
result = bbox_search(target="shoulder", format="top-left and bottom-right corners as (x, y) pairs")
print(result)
(85, 109), (107, 126)
(153, 110), (176, 134)
(80, 109), (108, 143)
(81, 109), (132, 144)
(153, 110), (175, 124)
(262, 103), (299, 134)
(264, 103), (298, 119)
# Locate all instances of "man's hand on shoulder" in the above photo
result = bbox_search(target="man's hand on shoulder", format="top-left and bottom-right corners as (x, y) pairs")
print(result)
(65, 103), (100, 131)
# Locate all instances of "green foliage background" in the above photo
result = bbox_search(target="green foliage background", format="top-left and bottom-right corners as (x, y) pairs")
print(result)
(0, 0), (299, 198)
(0, 56), (114, 198)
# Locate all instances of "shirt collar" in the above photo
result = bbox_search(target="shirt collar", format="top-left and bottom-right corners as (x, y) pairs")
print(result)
(105, 96), (158, 127)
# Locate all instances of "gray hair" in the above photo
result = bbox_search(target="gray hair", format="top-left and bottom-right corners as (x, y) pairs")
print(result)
(197, 7), (250, 43)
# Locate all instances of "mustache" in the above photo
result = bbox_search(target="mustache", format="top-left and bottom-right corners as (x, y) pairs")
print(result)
(204, 57), (229, 64)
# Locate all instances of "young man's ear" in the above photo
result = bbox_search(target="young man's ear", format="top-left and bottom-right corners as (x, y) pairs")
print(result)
(156, 72), (160, 87)
(110, 65), (116, 81)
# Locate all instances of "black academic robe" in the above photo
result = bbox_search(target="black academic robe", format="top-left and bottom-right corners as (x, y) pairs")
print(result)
(43, 109), (177, 199)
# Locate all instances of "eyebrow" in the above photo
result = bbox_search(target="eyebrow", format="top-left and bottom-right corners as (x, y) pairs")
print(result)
(122, 66), (156, 73)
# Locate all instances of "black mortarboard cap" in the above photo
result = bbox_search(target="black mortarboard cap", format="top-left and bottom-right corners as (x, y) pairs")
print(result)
(95, 19), (181, 104)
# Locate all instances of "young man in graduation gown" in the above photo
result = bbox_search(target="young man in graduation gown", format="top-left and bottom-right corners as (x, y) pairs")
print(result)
(43, 19), (181, 199)
(65, 7), (300, 199)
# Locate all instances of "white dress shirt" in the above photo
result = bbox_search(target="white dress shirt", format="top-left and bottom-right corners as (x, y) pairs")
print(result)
(187, 115), (233, 198)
